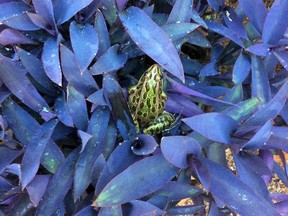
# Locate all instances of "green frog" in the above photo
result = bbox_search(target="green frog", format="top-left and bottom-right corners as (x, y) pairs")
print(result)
(128, 64), (175, 135)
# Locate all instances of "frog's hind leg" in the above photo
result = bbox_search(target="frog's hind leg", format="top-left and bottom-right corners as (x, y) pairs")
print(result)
(143, 111), (175, 135)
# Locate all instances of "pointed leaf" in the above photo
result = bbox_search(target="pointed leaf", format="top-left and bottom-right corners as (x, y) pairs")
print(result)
(251, 55), (270, 104)
(182, 113), (238, 144)
(53, 0), (93, 24)
(33, 0), (56, 30)
(232, 52), (251, 84)
(42, 38), (62, 86)
(243, 120), (273, 150)
(161, 136), (201, 168)
(208, 0), (224, 11)
(103, 73), (138, 140)
(21, 119), (58, 189)
(70, 21), (98, 73)
(90, 44), (127, 75)
(192, 157), (279, 216)
(274, 51), (288, 71)
(0, 56), (52, 119)
(119, 7), (184, 82)
(74, 107), (110, 201)
(99, 0), (118, 26)
(262, 0), (288, 44)
(67, 85), (88, 130)
(60, 44), (98, 96)
(168, 205), (205, 215)
(205, 20), (244, 47)
(243, 81), (288, 126)
(26, 175), (51, 206)
(238, 0), (267, 33)
(16, 47), (56, 94)
(0, 2), (30, 21)
(0, 28), (37, 45)
(2, 13), (40, 31)
(94, 11), (110, 57)
(35, 148), (80, 216)
(122, 200), (165, 216)
(246, 43), (272, 56)
(116, 0), (128, 11)
(223, 7), (248, 40)
(2, 99), (64, 173)
(0, 147), (22, 174)
(95, 140), (140, 196)
(93, 154), (179, 207)
(54, 93), (74, 127)
(166, 0), (192, 24)
(162, 23), (199, 41)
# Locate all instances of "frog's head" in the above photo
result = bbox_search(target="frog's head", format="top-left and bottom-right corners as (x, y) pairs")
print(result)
(142, 64), (163, 89)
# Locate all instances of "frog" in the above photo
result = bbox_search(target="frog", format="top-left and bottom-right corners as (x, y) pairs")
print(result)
(128, 64), (175, 135)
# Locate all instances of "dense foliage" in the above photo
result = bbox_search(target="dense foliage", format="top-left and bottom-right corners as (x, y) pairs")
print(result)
(0, 0), (288, 215)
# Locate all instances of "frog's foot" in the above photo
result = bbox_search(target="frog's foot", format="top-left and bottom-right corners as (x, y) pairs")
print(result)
(143, 111), (175, 135)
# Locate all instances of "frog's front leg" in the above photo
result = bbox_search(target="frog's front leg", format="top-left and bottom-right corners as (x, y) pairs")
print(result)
(143, 111), (175, 135)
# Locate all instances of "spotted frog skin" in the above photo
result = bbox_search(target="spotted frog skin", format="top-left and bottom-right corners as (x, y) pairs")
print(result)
(128, 64), (175, 134)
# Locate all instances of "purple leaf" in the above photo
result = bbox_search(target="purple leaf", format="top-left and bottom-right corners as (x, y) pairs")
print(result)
(166, 0), (192, 24)
(70, 21), (98, 73)
(191, 157), (280, 216)
(182, 113), (238, 144)
(223, 98), (261, 124)
(79, 0), (101, 23)
(2, 13), (40, 31)
(232, 52), (251, 84)
(167, 77), (233, 106)
(246, 43), (272, 56)
(115, 0), (128, 11)
(154, 181), (202, 201)
(21, 119), (58, 189)
(243, 120), (273, 150)
(0, 147), (22, 174)
(0, 2), (30, 21)
(32, 0), (56, 31)
(27, 13), (55, 35)
(93, 154), (179, 207)
(223, 7), (248, 40)
(54, 93), (74, 127)
(35, 148), (80, 216)
(208, 0), (224, 11)
(161, 136), (201, 168)
(242, 81), (288, 127)
(205, 20), (244, 48)
(67, 85), (88, 130)
(16, 47), (56, 94)
(119, 7), (184, 82)
(234, 153), (271, 202)
(42, 38), (62, 86)
(122, 200), (165, 215)
(251, 55), (271, 104)
(60, 44), (98, 96)
(87, 89), (107, 107)
(74, 106), (110, 201)
(131, 134), (158, 156)
(191, 9), (207, 28)
(274, 200), (288, 215)
(103, 73), (138, 140)
(26, 175), (51, 206)
(166, 93), (204, 117)
(77, 130), (93, 153)
(199, 61), (217, 76)
(238, 0), (267, 33)
(0, 28), (37, 45)
(94, 11), (110, 57)
(168, 205), (205, 215)
(99, 206), (122, 216)
(74, 206), (96, 216)
(90, 44), (127, 75)
(162, 23), (199, 41)
(0, 56), (53, 119)
(273, 51), (288, 71)
(2, 99), (64, 174)
(262, 0), (288, 44)
(187, 30), (211, 48)
(52, 0), (94, 25)
(95, 140), (140, 196)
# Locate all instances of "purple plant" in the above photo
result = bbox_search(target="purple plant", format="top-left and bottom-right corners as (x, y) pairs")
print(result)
(0, 0), (288, 215)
